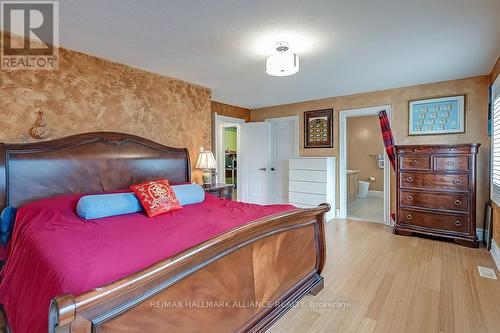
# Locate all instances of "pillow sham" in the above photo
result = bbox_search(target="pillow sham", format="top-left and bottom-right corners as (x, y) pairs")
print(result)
(130, 179), (182, 217)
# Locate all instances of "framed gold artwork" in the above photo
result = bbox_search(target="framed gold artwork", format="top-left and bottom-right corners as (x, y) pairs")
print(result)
(304, 109), (333, 148)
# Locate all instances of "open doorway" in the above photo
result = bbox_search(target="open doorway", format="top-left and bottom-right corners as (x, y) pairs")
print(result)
(339, 105), (392, 226)
(223, 127), (238, 197)
(214, 114), (245, 201)
(346, 115), (385, 223)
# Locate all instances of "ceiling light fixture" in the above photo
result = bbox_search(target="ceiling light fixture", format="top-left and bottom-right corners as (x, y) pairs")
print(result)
(265, 41), (299, 77)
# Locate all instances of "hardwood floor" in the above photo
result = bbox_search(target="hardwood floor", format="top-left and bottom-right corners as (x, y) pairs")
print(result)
(269, 219), (500, 333)
(348, 197), (384, 223)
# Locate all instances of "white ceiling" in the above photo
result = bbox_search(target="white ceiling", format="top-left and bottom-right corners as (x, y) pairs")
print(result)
(60, 0), (500, 109)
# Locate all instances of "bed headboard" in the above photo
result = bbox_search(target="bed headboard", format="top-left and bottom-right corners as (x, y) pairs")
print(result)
(0, 132), (191, 210)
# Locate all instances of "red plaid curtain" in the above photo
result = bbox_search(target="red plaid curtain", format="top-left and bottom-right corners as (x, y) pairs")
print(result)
(378, 110), (395, 171)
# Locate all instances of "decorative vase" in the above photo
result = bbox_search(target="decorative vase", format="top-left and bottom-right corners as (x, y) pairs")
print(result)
(30, 111), (51, 139)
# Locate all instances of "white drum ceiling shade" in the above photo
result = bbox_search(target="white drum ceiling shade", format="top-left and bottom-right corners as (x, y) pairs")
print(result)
(265, 42), (299, 76)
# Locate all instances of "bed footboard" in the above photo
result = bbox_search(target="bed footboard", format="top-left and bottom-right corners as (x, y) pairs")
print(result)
(49, 204), (329, 333)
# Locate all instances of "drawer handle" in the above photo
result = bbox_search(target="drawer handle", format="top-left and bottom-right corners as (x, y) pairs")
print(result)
(411, 160), (419, 166)
(454, 200), (462, 206)
(454, 220), (462, 227)
(453, 180), (462, 185)
(407, 195), (414, 201)
(406, 214), (413, 220)
(406, 177), (414, 183)
(447, 161), (455, 166)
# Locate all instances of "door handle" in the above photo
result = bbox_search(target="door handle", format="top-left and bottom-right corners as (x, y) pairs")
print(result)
(271, 168), (276, 171)
(259, 168), (267, 171)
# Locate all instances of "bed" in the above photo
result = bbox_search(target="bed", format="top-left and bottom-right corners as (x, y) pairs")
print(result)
(0, 132), (329, 333)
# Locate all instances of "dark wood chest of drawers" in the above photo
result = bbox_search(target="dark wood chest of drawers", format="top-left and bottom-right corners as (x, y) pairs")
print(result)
(394, 144), (480, 247)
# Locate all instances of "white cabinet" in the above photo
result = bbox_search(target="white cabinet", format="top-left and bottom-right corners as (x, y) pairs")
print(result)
(288, 157), (336, 221)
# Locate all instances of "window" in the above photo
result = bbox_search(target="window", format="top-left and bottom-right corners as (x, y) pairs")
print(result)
(491, 75), (500, 204)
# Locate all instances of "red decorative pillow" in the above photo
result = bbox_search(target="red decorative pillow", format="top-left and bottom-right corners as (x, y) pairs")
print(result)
(130, 179), (182, 217)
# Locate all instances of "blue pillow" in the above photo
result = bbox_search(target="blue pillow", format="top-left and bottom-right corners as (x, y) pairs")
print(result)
(77, 193), (143, 219)
(171, 184), (205, 205)
(77, 184), (205, 220)
(0, 206), (17, 246)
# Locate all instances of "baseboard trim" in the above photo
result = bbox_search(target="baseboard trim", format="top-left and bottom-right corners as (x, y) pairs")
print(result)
(367, 190), (384, 198)
(491, 240), (500, 271)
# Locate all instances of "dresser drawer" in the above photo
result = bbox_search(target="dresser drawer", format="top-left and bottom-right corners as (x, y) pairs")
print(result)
(289, 180), (327, 195)
(399, 209), (468, 233)
(289, 158), (327, 171)
(400, 172), (469, 191)
(289, 192), (325, 206)
(434, 156), (469, 172)
(396, 145), (474, 155)
(399, 156), (431, 171)
(400, 191), (469, 212)
(289, 170), (325, 182)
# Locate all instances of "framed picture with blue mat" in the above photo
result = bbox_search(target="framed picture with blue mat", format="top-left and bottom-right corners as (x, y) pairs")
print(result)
(408, 95), (465, 135)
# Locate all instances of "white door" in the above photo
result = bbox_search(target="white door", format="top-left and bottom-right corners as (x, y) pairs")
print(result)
(240, 122), (270, 204)
(268, 119), (297, 204)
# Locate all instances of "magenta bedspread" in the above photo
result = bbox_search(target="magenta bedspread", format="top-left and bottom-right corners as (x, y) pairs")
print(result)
(0, 193), (294, 333)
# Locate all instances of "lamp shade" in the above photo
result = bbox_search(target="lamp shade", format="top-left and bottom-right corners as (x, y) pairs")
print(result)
(196, 150), (217, 169)
(266, 52), (299, 77)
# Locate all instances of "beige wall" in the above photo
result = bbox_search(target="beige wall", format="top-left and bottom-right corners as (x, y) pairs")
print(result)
(252, 76), (490, 228)
(347, 115), (385, 192)
(492, 202), (500, 245)
(0, 32), (213, 183)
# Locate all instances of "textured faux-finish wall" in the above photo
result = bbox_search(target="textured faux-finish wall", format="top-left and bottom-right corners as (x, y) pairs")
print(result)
(211, 101), (251, 122)
(252, 76), (490, 228)
(0, 34), (211, 183)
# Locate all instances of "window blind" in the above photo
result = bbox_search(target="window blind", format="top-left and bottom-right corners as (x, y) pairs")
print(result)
(493, 96), (500, 186)
(492, 75), (500, 203)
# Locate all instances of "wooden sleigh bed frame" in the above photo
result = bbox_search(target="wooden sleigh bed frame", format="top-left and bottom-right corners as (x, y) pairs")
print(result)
(0, 132), (329, 333)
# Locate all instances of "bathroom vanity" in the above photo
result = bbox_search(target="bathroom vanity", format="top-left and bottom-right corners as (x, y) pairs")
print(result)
(347, 170), (360, 202)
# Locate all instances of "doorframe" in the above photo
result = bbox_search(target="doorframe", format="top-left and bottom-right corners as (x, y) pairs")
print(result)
(214, 113), (245, 201)
(339, 105), (392, 226)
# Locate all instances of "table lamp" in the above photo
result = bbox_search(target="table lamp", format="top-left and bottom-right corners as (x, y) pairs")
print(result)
(196, 150), (217, 187)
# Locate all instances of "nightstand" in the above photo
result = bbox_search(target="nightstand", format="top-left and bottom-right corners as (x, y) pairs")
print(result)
(204, 183), (235, 200)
